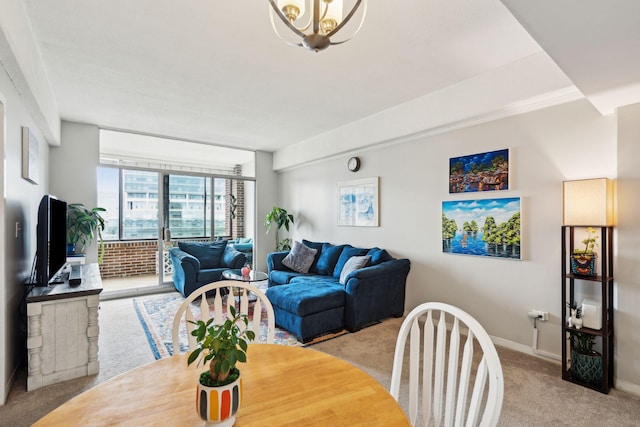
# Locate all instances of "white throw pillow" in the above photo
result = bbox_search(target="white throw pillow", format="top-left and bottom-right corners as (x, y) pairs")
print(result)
(339, 255), (371, 284)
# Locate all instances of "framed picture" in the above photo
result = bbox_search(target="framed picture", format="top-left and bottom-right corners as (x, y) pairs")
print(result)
(449, 148), (509, 193)
(22, 127), (39, 184)
(442, 197), (521, 259)
(337, 177), (379, 227)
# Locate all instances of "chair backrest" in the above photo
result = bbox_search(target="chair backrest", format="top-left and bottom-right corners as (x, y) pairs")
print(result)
(390, 302), (504, 427)
(172, 280), (275, 353)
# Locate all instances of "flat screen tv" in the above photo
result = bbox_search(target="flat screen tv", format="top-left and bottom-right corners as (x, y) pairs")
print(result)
(36, 195), (68, 285)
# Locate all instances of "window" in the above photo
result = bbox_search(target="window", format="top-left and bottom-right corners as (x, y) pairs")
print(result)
(167, 175), (209, 238)
(122, 170), (159, 239)
(98, 167), (119, 240)
(98, 168), (255, 241)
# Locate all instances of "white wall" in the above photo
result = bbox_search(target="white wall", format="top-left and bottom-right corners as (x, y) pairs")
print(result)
(254, 151), (279, 273)
(615, 102), (640, 392)
(50, 122), (100, 263)
(277, 99), (627, 379)
(0, 65), (51, 405)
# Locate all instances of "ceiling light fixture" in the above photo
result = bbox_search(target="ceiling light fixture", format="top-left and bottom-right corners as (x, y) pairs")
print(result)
(268, 0), (367, 52)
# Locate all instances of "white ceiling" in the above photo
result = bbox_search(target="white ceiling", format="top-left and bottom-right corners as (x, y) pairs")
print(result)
(16, 0), (640, 166)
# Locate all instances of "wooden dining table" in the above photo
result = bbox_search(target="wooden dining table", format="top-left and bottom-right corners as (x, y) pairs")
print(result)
(34, 343), (410, 426)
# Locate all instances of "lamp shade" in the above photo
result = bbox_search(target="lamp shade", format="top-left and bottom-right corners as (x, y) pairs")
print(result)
(562, 178), (615, 226)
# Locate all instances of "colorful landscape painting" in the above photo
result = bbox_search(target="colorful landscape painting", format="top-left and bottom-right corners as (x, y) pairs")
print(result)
(449, 149), (509, 193)
(442, 197), (521, 259)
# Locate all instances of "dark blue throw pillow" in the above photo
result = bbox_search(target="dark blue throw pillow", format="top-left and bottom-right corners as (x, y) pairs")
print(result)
(178, 241), (227, 269)
(333, 246), (369, 278)
(315, 243), (345, 276)
(367, 247), (393, 265)
(302, 239), (325, 274)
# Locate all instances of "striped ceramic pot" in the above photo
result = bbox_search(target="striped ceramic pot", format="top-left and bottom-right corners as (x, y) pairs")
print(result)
(196, 373), (242, 426)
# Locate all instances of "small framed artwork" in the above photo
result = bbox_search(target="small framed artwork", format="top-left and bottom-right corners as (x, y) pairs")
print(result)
(337, 177), (379, 227)
(22, 127), (39, 184)
(442, 197), (521, 259)
(449, 148), (509, 193)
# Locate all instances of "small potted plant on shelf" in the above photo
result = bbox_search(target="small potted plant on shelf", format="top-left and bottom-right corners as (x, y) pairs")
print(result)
(571, 227), (598, 276)
(264, 206), (295, 251)
(569, 330), (602, 385)
(187, 306), (255, 426)
(67, 203), (106, 262)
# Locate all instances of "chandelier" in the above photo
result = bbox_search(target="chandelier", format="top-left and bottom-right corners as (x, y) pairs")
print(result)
(268, 0), (367, 52)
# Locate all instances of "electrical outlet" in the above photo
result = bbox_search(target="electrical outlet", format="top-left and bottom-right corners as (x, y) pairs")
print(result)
(530, 309), (548, 321)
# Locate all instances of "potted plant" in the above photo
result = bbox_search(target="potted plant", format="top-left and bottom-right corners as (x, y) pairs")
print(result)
(187, 306), (256, 426)
(66, 204), (106, 262)
(571, 227), (598, 276)
(569, 330), (602, 385)
(264, 206), (294, 251)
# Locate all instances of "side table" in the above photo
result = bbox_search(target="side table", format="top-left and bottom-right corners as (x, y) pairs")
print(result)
(221, 269), (268, 302)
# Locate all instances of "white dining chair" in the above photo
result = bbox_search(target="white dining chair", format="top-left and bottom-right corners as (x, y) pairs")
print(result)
(390, 302), (504, 427)
(172, 280), (275, 353)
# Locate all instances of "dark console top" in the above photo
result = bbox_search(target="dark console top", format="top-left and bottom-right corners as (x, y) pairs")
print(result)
(27, 264), (103, 303)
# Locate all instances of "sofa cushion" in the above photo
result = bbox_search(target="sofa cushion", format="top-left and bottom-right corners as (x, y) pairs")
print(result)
(333, 245), (369, 278)
(339, 255), (371, 284)
(367, 247), (393, 265)
(269, 270), (303, 286)
(197, 268), (224, 284)
(315, 244), (345, 276)
(282, 241), (318, 274)
(267, 280), (345, 316)
(178, 241), (227, 269)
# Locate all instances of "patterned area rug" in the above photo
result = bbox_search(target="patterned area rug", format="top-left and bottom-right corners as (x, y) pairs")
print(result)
(134, 286), (348, 359)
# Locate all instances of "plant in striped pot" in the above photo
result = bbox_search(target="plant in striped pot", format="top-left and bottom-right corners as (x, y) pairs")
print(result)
(188, 306), (255, 426)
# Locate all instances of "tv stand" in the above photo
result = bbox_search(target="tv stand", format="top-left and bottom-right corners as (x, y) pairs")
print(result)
(26, 264), (102, 390)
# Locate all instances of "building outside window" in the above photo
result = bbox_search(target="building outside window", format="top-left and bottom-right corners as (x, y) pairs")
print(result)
(98, 168), (246, 241)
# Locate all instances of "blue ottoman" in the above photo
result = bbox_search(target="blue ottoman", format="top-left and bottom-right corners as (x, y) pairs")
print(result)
(266, 278), (345, 342)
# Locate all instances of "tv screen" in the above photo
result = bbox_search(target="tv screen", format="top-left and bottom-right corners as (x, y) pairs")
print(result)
(36, 195), (68, 285)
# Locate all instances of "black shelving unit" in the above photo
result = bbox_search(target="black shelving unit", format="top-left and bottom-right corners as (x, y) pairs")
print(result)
(561, 226), (614, 393)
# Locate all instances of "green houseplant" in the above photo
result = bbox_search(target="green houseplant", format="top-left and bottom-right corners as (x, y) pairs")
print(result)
(66, 204), (106, 261)
(187, 306), (255, 425)
(264, 206), (294, 251)
(571, 227), (598, 276)
(569, 330), (602, 384)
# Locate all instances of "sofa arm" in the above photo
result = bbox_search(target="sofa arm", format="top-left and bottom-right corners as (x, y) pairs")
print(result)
(222, 246), (247, 269)
(266, 251), (290, 272)
(343, 258), (411, 332)
(169, 248), (200, 296)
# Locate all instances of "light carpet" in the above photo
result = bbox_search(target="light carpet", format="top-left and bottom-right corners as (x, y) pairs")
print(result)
(134, 291), (348, 358)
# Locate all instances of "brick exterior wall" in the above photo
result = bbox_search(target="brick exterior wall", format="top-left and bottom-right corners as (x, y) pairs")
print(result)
(100, 241), (159, 278)
(100, 238), (214, 279)
(224, 165), (245, 240)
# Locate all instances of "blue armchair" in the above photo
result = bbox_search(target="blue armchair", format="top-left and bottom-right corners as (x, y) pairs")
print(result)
(169, 241), (247, 297)
(227, 237), (253, 264)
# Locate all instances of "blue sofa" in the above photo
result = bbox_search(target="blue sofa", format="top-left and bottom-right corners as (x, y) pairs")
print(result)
(266, 240), (410, 342)
(169, 241), (247, 297)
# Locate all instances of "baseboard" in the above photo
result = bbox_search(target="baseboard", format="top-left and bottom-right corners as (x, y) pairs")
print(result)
(615, 379), (640, 396)
(489, 334), (640, 397)
(2, 364), (18, 406)
(490, 334), (561, 362)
